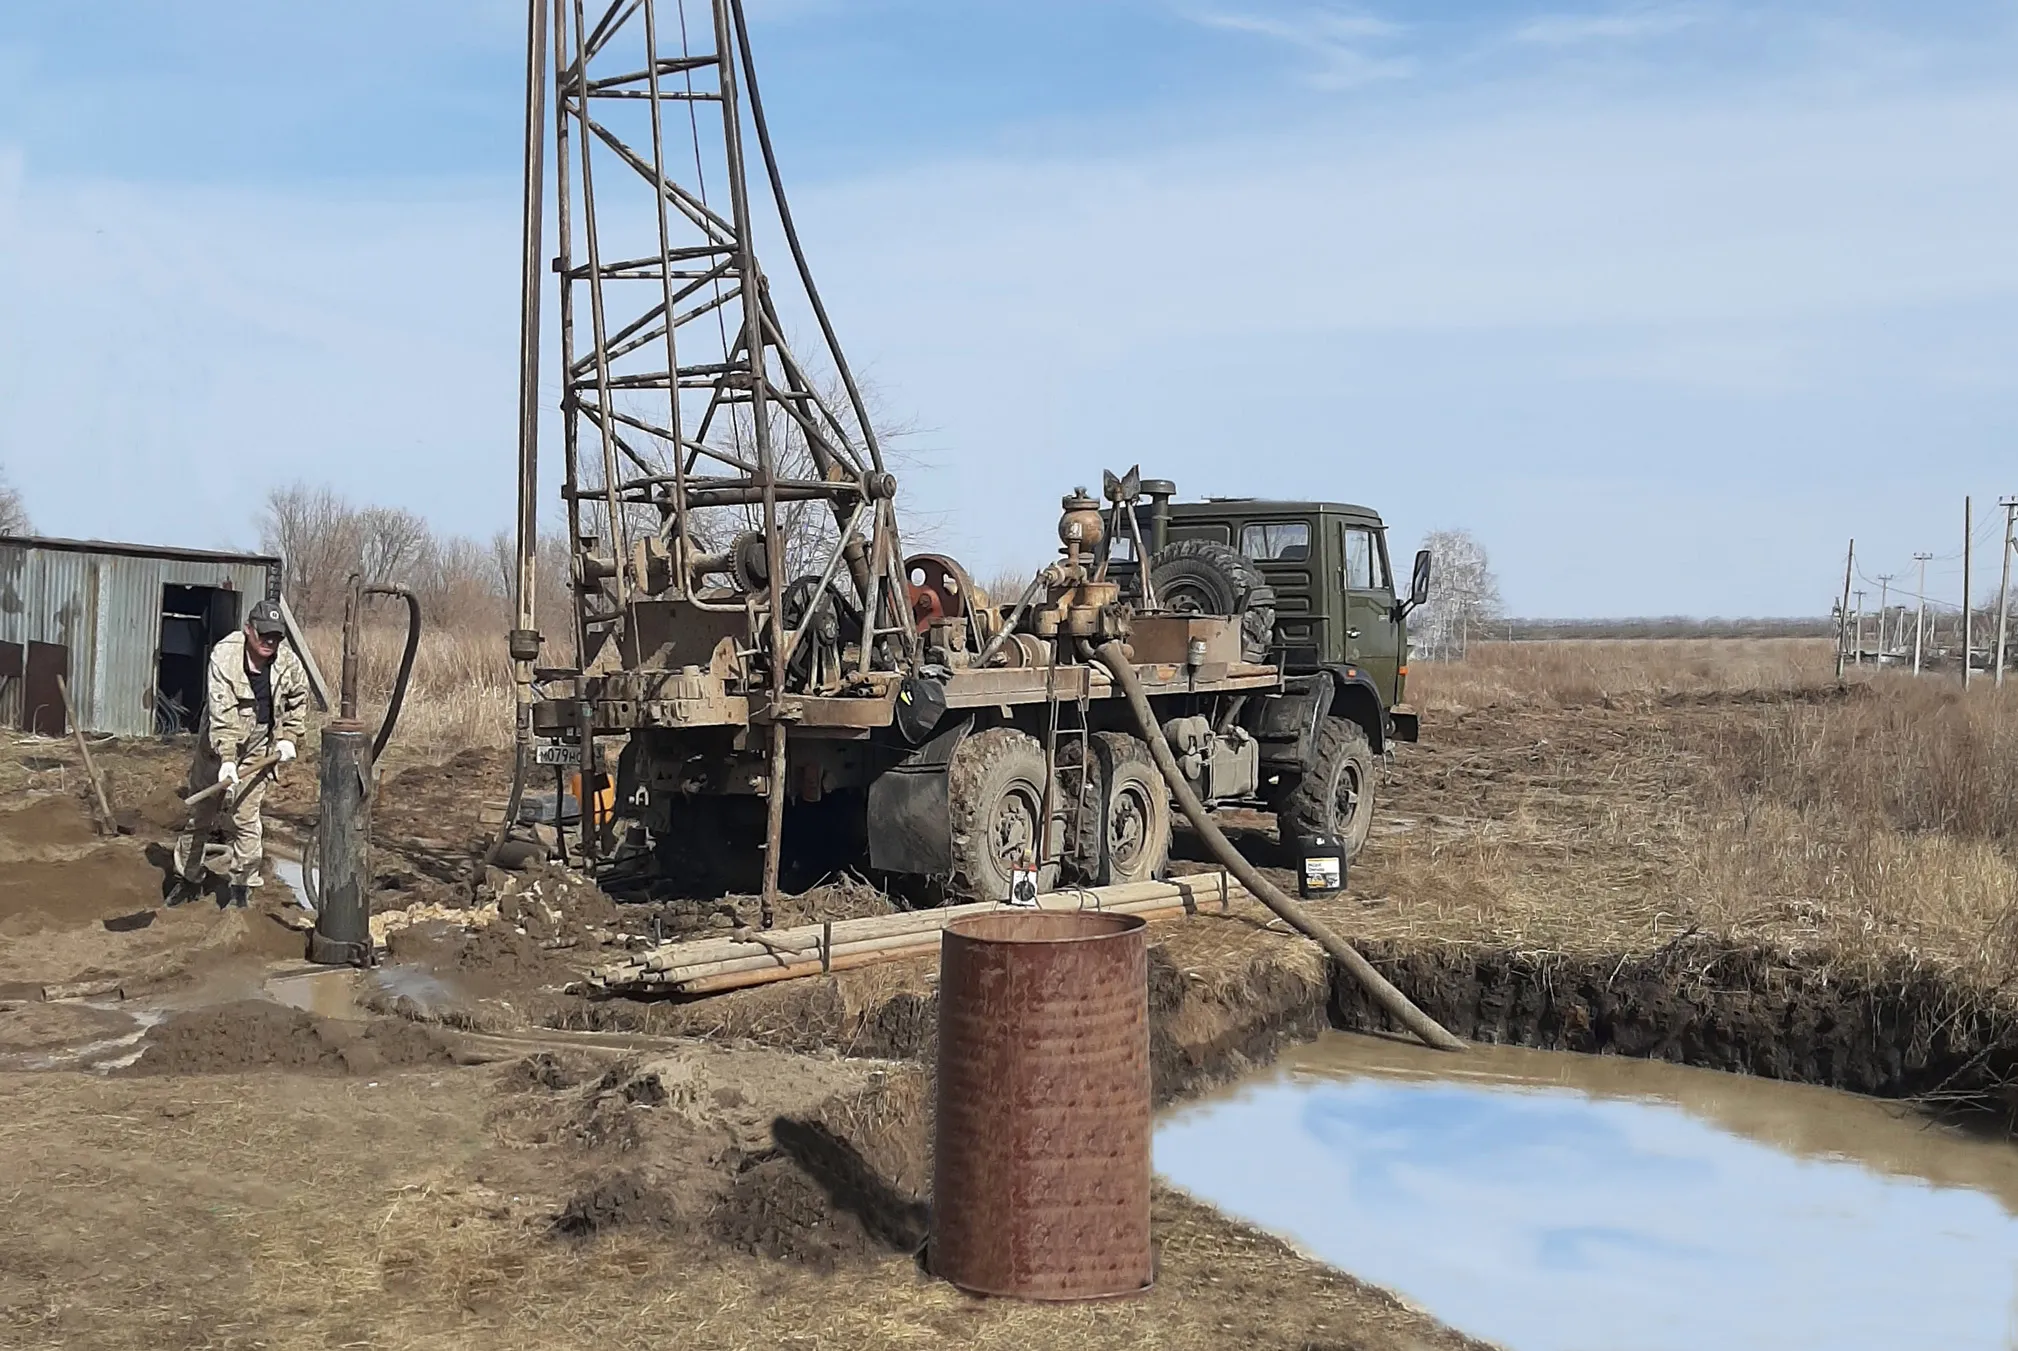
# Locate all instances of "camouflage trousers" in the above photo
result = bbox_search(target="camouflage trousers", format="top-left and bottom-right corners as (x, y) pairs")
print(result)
(173, 742), (272, 888)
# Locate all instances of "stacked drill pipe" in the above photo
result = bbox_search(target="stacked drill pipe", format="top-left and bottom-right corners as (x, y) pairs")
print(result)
(591, 872), (1249, 997)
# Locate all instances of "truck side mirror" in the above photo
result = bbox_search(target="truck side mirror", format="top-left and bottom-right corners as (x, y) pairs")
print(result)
(1407, 549), (1432, 610)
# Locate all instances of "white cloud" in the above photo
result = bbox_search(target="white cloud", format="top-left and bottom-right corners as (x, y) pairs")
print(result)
(1187, 6), (1415, 89)
(7, 5), (2016, 615)
(1513, 6), (1708, 46)
(780, 79), (2018, 612)
(0, 171), (525, 550)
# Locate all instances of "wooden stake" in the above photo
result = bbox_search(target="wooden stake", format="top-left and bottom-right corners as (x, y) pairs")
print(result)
(55, 676), (115, 836)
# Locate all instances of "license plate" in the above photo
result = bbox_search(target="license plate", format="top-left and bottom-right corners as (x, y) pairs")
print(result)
(532, 741), (578, 766)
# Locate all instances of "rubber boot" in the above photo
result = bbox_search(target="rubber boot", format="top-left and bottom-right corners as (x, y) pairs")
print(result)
(226, 883), (250, 910)
(164, 877), (202, 908)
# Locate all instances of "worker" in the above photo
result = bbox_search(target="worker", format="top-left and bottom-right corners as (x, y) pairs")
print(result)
(169, 599), (309, 908)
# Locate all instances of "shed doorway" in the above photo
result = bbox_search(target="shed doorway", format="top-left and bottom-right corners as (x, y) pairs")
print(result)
(157, 585), (241, 734)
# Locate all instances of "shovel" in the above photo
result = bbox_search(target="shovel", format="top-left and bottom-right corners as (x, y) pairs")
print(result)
(181, 752), (285, 809)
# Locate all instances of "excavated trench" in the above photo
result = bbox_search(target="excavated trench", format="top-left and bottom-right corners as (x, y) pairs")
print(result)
(563, 933), (2018, 1118)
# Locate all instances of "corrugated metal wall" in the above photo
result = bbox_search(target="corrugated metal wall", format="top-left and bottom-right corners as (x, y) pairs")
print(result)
(0, 542), (277, 737)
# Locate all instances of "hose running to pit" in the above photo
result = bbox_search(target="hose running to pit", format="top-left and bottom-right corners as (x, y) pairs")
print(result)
(1086, 639), (1466, 1053)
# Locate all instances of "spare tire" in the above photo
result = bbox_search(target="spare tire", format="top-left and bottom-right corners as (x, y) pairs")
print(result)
(1148, 539), (1277, 662)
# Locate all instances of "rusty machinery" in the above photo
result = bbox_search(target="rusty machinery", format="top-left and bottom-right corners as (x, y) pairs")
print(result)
(496, 0), (1316, 918)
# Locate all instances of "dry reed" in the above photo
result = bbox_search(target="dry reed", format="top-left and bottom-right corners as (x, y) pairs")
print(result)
(1410, 637), (1835, 711)
(301, 621), (516, 755)
(1355, 643), (2018, 1003)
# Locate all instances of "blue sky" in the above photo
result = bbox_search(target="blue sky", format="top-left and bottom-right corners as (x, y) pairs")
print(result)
(3, 1), (2015, 616)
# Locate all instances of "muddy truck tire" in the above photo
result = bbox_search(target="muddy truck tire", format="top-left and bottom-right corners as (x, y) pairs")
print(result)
(1274, 715), (1376, 860)
(1148, 539), (1277, 662)
(946, 727), (1063, 901)
(1089, 732), (1170, 886)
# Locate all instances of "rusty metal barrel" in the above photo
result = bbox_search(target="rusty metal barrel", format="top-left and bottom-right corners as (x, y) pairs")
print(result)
(931, 910), (1152, 1300)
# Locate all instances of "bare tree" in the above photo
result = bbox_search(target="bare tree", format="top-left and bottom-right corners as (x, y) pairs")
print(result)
(1413, 528), (1503, 660)
(260, 483), (363, 623)
(355, 506), (433, 587)
(0, 466), (30, 536)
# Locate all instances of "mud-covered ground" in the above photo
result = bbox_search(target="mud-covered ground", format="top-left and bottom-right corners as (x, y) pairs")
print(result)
(6, 668), (2015, 1349)
(0, 733), (1481, 1351)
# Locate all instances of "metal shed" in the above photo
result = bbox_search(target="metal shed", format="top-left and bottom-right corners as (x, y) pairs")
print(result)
(0, 535), (281, 738)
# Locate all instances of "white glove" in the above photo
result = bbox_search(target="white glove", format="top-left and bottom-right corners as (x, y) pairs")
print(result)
(276, 740), (297, 764)
(217, 760), (241, 788)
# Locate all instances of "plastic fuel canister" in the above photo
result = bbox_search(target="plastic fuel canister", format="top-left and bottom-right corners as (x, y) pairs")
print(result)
(1295, 832), (1347, 898)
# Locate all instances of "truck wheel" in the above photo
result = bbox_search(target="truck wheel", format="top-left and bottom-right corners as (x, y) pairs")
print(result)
(1275, 716), (1376, 859)
(1149, 539), (1277, 662)
(1091, 732), (1170, 886)
(947, 727), (1061, 901)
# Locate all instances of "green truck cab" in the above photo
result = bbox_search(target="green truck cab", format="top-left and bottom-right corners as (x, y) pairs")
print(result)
(1127, 483), (1431, 857)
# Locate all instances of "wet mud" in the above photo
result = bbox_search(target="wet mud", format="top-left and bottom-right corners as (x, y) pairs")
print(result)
(124, 999), (456, 1076)
(1334, 942), (2018, 1114)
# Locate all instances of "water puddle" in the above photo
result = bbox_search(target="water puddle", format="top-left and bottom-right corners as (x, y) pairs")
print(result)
(264, 964), (456, 1021)
(0, 1003), (166, 1072)
(1156, 1034), (2018, 1351)
(266, 969), (366, 1020)
(271, 858), (315, 915)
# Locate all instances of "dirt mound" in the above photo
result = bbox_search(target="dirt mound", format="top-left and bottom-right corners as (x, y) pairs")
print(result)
(0, 794), (101, 858)
(0, 792), (177, 940)
(708, 1155), (897, 1270)
(552, 1170), (683, 1237)
(124, 1000), (453, 1076)
(380, 919), (570, 1010)
(501, 1050), (595, 1092)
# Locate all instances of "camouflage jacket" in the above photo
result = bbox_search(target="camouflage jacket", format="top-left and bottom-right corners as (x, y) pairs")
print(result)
(201, 630), (310, 761)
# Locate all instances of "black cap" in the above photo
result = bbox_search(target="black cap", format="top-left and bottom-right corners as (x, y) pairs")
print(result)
(248, 599), (286, 636)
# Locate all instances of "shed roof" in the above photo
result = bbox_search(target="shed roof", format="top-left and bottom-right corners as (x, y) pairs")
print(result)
(0, 533), (280, 569)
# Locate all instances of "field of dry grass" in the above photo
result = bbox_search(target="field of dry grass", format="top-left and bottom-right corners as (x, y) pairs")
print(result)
(280, 623), (2018, 1007)
(299, 621), (516, 756)
(1353, 640), (2018, 1005)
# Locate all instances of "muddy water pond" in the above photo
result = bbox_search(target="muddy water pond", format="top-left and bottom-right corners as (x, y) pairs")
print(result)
(1156, 1034), (2018, 1351)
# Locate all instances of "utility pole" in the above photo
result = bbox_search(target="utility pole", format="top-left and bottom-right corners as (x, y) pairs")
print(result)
(1852, 589), (1866, 666)
(1962, 496), (1973, 688)
(1876, 574), (1895, 662)
(1913, 552), (1932, 675)
(1997, 497), (2016, 688)
(1836, 538), (1854, 680)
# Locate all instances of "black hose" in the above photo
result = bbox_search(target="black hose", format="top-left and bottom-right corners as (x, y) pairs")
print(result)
(486, 718), (534, 870)
(1085, 639), (1465, 1052)
(728, 0), (885, 475)
(366, 587), (421, 762)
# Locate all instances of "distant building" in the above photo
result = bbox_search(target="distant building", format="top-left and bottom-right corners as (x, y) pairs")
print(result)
(0, 535), (282, 738)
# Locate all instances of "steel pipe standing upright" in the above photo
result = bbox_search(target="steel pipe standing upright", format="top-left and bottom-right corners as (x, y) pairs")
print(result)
(932, 910), (1153, 1301)
(308, 722), (372, 967)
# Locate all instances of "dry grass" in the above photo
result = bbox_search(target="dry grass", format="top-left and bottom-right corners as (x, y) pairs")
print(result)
(1410, 637), (1835, 711)
(301, 621), (516, 755)
(1350, 643), (2018, 1003)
